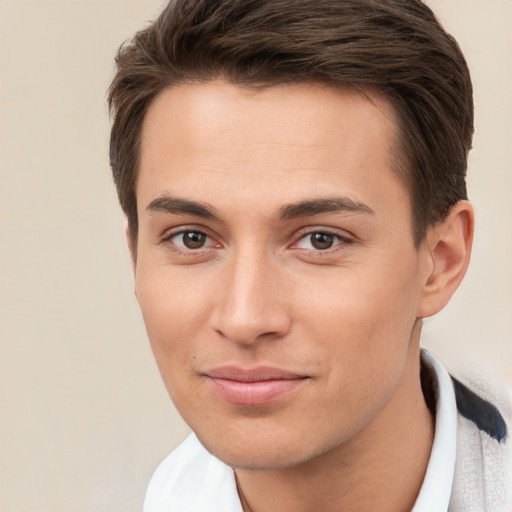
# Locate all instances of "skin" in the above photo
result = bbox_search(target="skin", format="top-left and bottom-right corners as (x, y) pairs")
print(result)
(133, 81), (473, 511)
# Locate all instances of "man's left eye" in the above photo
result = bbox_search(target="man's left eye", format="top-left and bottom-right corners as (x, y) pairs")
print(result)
(295, 232), (346, 251)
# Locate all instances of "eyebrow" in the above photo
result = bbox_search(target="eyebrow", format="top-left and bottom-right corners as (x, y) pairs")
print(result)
(146, 195), (374, 222)
(146, 196), (223, 221)
(278, 197), (374, 220)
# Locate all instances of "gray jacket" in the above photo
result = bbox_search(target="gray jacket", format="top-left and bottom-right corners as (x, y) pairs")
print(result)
(449, 373), (512, 511)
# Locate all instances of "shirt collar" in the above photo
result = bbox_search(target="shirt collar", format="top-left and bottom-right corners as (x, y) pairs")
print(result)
(411, 350), (458, 512)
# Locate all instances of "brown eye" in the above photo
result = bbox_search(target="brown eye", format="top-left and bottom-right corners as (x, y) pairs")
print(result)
(164, 228), (222, 257)
(310, 232), (335, 250)
(294, 231), (350, 252)
(181, 231), (207, 249)
(167, 230), (210, 250)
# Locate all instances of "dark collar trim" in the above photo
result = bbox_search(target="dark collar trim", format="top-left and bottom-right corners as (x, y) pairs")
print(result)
(451, 376), (508, 443)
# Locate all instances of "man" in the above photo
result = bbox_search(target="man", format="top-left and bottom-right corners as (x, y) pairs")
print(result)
(108, 0), (511, 510)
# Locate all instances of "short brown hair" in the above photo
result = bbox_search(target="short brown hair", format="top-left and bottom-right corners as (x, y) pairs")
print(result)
(108, 0), (473, 246)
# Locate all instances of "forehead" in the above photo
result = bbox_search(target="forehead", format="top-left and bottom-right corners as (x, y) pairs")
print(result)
(138, 80), (407, 220)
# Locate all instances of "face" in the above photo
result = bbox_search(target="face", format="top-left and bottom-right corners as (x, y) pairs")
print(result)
(134, 81), (432, 470)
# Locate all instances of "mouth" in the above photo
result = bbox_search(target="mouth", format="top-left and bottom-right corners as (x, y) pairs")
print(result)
(203, 366), (309, 406)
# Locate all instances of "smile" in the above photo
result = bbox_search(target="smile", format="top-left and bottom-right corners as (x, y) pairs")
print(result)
(204, 366), (309, 406)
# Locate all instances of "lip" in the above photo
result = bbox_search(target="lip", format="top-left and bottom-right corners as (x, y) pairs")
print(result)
(204, 366), (309, 406)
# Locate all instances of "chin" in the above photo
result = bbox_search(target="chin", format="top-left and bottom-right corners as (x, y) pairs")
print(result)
(194, 428), (331, 471)
(204, 444), (306, 471)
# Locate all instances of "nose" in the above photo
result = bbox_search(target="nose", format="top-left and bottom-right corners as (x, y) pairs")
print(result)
(210, 249), (291, 346)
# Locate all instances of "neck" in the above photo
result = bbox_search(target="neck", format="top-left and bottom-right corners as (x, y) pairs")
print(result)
(235, 340), (434, 512)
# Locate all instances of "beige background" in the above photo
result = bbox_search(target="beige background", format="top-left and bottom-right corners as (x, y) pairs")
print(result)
(0, 0), (510, 510)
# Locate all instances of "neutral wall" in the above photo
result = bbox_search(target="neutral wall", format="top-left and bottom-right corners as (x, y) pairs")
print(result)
(0, 1), (510, 510)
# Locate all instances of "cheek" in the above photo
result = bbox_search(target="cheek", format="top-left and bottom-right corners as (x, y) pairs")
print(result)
(298, 258), (422, 369)
(294, 264), (422, 430)
(134, 266), (213, 381)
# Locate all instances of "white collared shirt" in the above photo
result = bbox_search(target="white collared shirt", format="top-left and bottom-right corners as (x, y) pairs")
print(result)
(412, 351), (457, 511)
(144, 351), (458, 512)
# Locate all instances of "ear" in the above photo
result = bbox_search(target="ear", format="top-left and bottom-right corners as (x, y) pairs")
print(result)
(417, 200), (474, 318)
(125, 223), (137, 276)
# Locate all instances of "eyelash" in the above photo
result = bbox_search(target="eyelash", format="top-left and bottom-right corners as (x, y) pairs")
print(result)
(291, 230), (353, 253)
(162, 228), (219, 254)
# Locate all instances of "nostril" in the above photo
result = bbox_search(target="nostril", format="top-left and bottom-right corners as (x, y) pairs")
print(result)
(212, 314), (290, 346)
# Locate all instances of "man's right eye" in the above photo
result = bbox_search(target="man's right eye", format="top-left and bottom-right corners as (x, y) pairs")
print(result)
(166, 230), (210, 250)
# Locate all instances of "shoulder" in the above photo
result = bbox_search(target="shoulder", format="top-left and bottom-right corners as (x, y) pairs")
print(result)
(143, 433), (243, 512)
(450, 372), (512, 512)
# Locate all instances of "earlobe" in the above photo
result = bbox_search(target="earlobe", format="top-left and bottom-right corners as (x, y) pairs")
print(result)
(417, 200), (474, 318)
